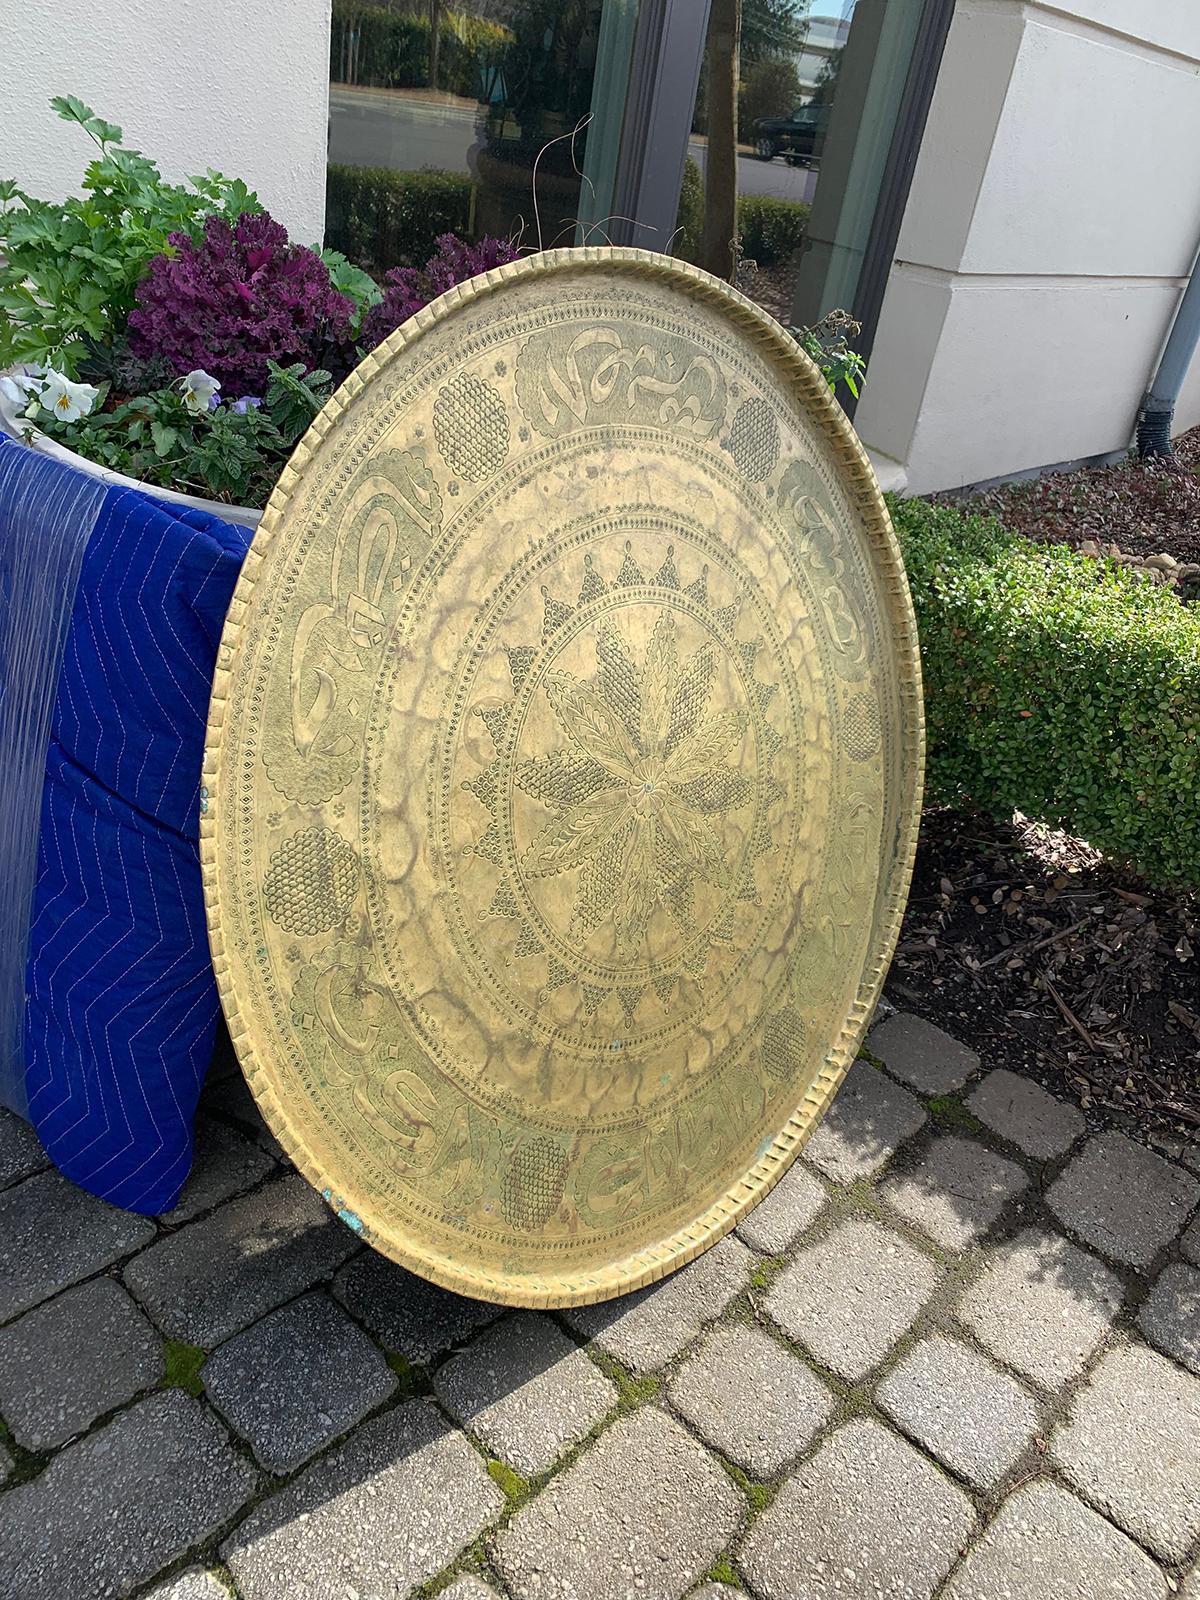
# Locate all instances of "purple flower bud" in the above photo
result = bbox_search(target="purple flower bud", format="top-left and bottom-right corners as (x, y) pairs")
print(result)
(232, 396), (263, 414)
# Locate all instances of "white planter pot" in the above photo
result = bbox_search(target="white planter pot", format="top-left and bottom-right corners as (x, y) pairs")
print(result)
(0, 389), (262, 528)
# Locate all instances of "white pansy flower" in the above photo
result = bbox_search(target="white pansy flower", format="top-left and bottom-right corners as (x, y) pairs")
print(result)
(180, 369), (221, 415)
(0, 368), (45, 408)
(39, 370), (100, 423)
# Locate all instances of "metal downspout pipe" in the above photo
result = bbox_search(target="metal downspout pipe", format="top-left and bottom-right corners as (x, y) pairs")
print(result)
(1138, 239), (1200, 458)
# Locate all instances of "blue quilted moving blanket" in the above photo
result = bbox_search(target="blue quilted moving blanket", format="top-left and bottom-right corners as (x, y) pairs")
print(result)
(4, 436), (252, 1212)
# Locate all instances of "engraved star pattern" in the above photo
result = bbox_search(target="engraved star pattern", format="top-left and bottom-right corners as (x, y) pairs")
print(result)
(517, 609), (754, 953)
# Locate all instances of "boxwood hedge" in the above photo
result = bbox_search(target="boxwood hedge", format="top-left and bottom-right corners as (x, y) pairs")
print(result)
(891, 496), (1200, 889)
(673, 157), (810, 267)
(325, 164), (473, 272)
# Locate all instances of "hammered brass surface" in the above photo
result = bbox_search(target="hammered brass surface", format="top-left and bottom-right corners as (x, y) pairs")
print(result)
(201, 249), (923, 1307)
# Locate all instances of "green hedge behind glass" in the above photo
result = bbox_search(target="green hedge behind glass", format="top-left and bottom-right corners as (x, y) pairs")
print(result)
(673, 158), (810, 267)
(325, 165), (473, 272)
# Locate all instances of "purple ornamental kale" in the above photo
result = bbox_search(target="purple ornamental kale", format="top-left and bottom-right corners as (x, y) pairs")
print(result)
(129, 212), (354, 394)
(363, 233), (519, 350)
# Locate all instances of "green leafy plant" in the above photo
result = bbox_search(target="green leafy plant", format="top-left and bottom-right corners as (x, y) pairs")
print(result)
(261, 360), (334, 441)
(31, 359), (333, 508)
(892, 494), (1200, 888)
(0, 96), (258, 377)
(791, 308), (866, 400)
(320, 247), (383, 338)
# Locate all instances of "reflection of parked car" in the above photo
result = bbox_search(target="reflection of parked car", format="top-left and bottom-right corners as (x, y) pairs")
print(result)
(752, 105), (830, 164)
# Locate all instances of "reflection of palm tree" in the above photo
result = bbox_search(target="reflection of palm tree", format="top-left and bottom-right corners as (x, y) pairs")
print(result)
(428, 0), (442, 90)
(701, 0), (741, 281)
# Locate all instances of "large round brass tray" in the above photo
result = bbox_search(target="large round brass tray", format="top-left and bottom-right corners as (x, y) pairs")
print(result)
(202, 248), (923, 1307)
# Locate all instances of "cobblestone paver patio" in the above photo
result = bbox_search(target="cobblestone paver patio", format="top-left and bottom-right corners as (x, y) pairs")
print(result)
(0, 1012), (1198, 1600)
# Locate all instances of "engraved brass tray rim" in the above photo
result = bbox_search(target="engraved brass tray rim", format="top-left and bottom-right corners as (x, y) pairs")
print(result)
(201, 246), (925, 1308)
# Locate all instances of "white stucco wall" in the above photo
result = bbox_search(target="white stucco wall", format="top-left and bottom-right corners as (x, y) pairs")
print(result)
(1, 0), (332, 245)
(856, 0), (1200, 494)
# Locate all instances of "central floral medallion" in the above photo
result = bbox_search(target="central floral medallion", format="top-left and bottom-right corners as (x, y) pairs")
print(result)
(521, 608), (751, 955)
(443, 529), (794, 1046)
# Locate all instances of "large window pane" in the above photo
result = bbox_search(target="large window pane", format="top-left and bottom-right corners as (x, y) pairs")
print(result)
(326, 0), (636, 273)
(675, 0), (932, 345)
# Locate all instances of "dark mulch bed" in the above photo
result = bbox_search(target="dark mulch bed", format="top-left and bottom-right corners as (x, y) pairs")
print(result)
(952, 424), (1200, 594)
(743, 260), (797, 327)
(888, 807), (1199, 1161)
(740, 261), (1200, 1148)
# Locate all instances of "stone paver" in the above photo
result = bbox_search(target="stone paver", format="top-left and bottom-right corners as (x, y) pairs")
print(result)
(868, 1012), (979, 1095)
(562, 1236), (753, 1373)
(124, 1174), (360, 1346)
(200, 1071), (288, 1162)
(224, 1400), (504, 1600)
(4, 1007), (1199, 1599)
(944, 1480), (1168, 1600)
(434, 1312), (616, 1478)
(739, 1419), (975, 1600)
(0, 1276), (164, 1450)
(882, 1135), (1029, 1251)
(966, 1068), (1085, 1160)
(803, 1062), (926, 1184)
(736, 1161), (827, 1255)
(144, 1570), (232, 1600)
(668, 1322), (833, 1476)
(437, 1580), (502, 1600)
(956, 1226), (1123, 1391)
(765, 1218), (940, 1381)
(1052, 1343), (1200, 1562)
(493, 1406), (742, 1600)
(1047, 1131), (1200, 1269)
(160, 1118), (275, 1225)
(0, 1169), (155, 1321)
(875, 1333), (1038, 1489)
(1137, 1261), (1200, 1375)
(333, 1250), (499, 1364)
(0, 1390), (256, 1600)
(203, 1291), (396, 1473)
(0, 1110), (47, 1190)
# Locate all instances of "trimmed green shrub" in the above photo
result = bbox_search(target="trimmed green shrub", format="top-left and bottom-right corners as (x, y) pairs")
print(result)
(892, 496), (1200, 889)
(737, 194), (810, 266)
(672, 163), (809, 269)
(330, 3), (509, 99)
(325, 164), (473, 272)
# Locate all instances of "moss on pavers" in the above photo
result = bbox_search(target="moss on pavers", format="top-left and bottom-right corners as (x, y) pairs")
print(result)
(485, 1456), (530, 1508)
(706, 1551), (742, 1585)
(585, 1349), (661, 1412)
(926, 1094), (984, 1135)
(161, 1340), (206, 1398)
